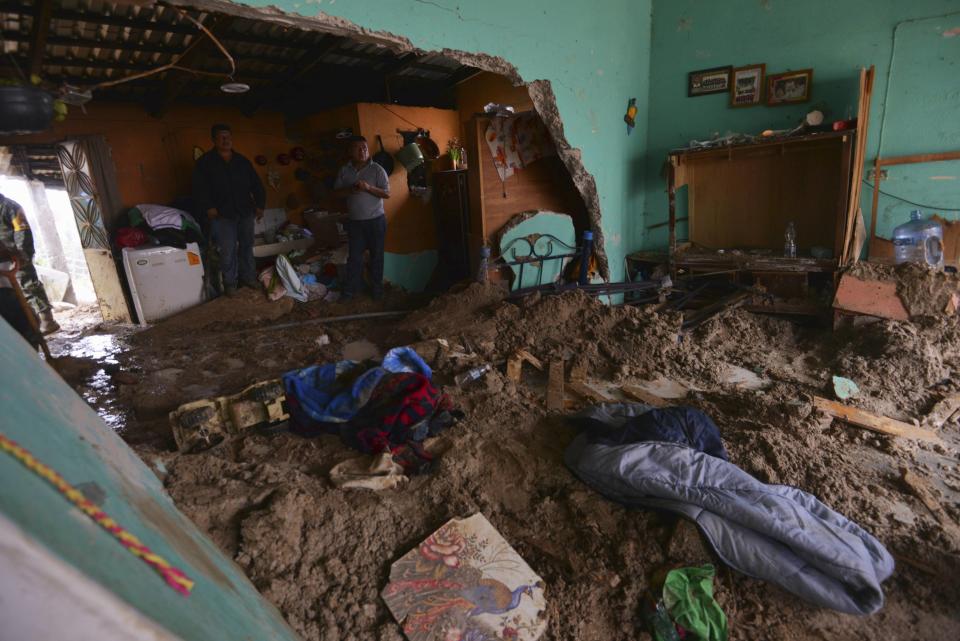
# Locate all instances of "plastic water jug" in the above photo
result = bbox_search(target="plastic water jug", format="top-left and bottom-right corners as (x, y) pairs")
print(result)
(892, 210), (943, 269)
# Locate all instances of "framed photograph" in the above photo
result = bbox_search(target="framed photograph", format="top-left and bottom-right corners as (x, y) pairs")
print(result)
(688, 66), (732, 97)
(730, 64), (765, 107)
(767, 69), (813, 106)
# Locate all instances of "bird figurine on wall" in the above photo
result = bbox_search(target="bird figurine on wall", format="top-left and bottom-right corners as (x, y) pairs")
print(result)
(624, 97), (637, 134)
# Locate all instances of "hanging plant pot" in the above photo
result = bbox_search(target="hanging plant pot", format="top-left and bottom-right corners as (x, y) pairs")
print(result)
(0, 86), (55, 135)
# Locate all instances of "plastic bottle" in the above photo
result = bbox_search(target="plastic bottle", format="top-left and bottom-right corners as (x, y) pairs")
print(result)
(640, 596), (681, 641)
(892, 210), (944, 268)
(476, 246), (491, 283)
(455, 364), (491, 387)
(784, 221), (797, 258)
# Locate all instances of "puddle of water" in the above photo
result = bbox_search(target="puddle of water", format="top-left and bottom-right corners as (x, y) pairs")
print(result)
(62, 333), (123, 364)
(51, 332), (133, 433)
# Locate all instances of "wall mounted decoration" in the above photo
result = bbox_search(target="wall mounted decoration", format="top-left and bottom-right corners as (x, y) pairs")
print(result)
(56, 141), (109, 249)
(688, 66), (732, 97)
(767, 69), (813, 106)
(730, 64), (765, 107)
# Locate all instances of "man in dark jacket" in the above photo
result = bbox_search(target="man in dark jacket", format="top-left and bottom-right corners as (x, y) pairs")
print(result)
(192, 124), (266, 296)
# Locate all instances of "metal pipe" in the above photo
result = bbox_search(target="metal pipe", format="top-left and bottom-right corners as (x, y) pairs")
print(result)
(222, 310), (408, 336)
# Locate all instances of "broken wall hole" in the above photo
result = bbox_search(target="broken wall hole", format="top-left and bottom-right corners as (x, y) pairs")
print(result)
(1, 0), (609, 328)
(178, 0), (609, 277)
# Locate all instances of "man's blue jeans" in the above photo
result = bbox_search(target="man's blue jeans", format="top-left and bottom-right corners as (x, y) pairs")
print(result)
(345, 215), (386, 296)
(211, 215), (255, 289)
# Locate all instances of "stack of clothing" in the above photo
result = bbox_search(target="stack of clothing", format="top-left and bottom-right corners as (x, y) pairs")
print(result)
(117, 205), (204, 249)
(283, 347), (462, 472)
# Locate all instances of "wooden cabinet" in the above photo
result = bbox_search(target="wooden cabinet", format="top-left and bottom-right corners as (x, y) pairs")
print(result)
(432, 169), (471, 284)
(667, 130), (856, 271)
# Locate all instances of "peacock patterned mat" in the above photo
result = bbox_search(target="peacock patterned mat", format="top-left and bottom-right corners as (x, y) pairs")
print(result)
(382, 513), (547, 641)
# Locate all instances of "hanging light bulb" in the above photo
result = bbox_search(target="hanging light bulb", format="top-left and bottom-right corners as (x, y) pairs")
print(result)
(220, 78), (250, 93)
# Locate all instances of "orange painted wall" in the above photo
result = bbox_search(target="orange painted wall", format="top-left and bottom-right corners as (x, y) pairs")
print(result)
(356, 103), (459, 254)
(1, 103), (305, 224)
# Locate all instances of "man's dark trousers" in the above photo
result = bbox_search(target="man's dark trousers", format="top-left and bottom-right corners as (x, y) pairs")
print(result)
(345, 215), (386, 297)
(212, 215), (255, 289)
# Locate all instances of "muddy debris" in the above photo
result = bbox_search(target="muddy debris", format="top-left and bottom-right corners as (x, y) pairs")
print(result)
(67, 283), (960, 641)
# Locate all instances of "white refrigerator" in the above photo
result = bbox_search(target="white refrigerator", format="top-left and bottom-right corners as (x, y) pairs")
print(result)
(122, 243), (205, 325)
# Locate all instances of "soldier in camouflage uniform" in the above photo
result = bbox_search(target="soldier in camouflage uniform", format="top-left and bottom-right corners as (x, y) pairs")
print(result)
(0, 193), (59, 334)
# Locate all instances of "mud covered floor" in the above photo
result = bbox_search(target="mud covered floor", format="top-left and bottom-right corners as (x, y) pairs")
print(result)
(53, 284), (960, 641)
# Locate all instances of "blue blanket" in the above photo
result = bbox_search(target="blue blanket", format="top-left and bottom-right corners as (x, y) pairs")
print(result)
(566, 403), (894, 615)
(282, 347), (432, 426)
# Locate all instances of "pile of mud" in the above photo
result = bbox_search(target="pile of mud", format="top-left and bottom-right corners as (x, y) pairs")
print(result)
(136, 285), (960, 641)
(847, 261), (960, 318)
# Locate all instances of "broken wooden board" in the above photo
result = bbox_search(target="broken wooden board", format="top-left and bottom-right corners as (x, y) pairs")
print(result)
(621, 384), (669, 408)
(567, 379), (614, 404)
(813, 396), (941, 442)
(900, 467), (960, 540)
(833, 273), (909, 321)
(546, 360), (564, 411)
(506, 355), (523, 382)
(516, 349), (544, 371)
(922, 393), (960, 430)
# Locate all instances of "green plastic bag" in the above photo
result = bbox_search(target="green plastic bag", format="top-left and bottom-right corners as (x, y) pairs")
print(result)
(662, 564), (728, 641)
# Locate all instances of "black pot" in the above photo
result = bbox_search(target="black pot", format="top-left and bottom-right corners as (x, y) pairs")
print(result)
(0, 86), (55, 135)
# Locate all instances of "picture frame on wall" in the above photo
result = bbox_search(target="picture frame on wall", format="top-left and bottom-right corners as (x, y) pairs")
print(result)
(688, 66), (732, 97)
(730, 64), (765, 107)
(767, 69), (813, 106)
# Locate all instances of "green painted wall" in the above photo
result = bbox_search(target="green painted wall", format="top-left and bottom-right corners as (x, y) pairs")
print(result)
(243, 0), (652, 283)
(0, 322), (300, 641)
(643, 1), (960, 251)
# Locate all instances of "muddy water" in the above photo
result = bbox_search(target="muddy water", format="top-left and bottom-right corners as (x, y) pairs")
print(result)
(48, 309), (136, 433)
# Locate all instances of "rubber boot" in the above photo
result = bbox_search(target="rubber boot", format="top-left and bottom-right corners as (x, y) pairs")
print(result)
(39, 309), (60, 335)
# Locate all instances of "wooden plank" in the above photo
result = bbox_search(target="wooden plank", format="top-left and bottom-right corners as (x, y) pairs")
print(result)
(506, 355), (522, 383)
(515, 349), (543, 371)
(567, 379), (613, 404)
(813, 396), (941, 442)
(877, 150), (960, 167)
(842, 66), (874, 265)
(546, 360), (564, 411)
(900, 467), (960, 539)
(922, 393), (960, 430)
(621, 384), (669, 408)
(832, 274), (909, 321)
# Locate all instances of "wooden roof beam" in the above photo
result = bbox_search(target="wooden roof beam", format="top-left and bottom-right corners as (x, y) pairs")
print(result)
(241, 34), (347, 115)
(145, 14), (235, 118)
(27, 0), (54, 76)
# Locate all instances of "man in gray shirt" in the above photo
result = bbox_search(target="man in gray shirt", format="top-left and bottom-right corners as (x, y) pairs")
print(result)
(334, 136), (390, 299)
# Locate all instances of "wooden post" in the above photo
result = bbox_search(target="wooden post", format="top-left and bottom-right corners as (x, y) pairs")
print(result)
(546, 360), (564, 411)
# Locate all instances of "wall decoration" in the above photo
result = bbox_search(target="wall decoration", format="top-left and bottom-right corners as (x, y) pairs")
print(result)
(688, 66), (732, 97)
(730, 64), (765, 107)
(382, 513), (547, 641)
(623, 97), (637, 134)
(56, 141), (109, 249)
(767, 69), (813, 106)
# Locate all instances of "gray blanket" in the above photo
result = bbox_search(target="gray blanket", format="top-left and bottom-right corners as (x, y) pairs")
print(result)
(565, 406), (894, 615)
